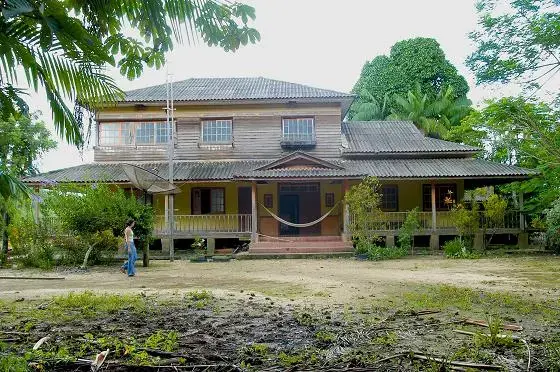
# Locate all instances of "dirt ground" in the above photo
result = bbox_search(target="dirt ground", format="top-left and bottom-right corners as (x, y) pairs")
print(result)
(1, 256), (559, 304)
(2, 256), (560, 371)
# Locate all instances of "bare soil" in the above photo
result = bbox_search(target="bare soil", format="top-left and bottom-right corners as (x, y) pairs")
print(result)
(1, 256), (560, 371)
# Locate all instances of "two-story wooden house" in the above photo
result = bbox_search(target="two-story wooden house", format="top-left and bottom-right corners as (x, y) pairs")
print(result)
(25, 77), (536, 254)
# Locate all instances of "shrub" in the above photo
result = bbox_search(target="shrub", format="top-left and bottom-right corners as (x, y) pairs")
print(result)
(443, 237), (479, 259)
(546, 198), (560, 252)
(345, 177), (383, 247)
(9, 215), (56, 269)
(366, 244), (408, 261)
(397, 207), (420, 251)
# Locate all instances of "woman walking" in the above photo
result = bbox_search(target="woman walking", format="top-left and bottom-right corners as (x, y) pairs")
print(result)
(120, 219), (137, 277)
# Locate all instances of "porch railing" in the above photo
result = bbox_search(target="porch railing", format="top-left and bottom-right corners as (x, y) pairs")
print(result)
(351, 211), (522, 232)
(154, 214), (252, 235)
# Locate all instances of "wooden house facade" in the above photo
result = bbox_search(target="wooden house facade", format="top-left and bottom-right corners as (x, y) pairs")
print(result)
(24, 78), (537, 254)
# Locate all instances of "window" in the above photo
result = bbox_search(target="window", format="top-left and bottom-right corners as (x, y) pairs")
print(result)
(99, 123), (132, 145)
(98, 122), (168, 146)
(282, 118), (315, 142)
(325, 192), (335, 208)
(192, 188), (225, 214)
(264, 194), (274, 208)
(381, 185), (398, 211)
(423, 184), (457, 211)
(201, 119), (232, 143)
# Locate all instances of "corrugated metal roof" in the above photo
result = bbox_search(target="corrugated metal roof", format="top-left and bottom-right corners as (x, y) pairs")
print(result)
(24, 158), (536, 184)
(122, 77), (354, 103)
(342, 121), (479, 155)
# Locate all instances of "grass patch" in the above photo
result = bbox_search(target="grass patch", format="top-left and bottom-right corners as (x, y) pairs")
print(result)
(398, 284), (560, 321)
(184, 290), (212, 309)
(53, 291), (145, 316)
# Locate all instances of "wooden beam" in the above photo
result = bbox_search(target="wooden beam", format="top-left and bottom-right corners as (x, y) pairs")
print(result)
(251, 181), (258, 243)
(431, 182), (437, 232)
(519, 192), (525, 231)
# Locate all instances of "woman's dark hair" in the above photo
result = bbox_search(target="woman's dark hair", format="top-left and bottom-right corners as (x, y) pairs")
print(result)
(126, 219), (135, 227)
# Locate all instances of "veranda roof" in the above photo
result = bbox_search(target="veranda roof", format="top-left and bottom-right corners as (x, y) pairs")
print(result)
(23, 158), (537, 184)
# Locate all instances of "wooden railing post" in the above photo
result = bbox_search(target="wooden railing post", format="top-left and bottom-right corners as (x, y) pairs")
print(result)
(430, 182), (439, 250)
(251, 181), (258, 243)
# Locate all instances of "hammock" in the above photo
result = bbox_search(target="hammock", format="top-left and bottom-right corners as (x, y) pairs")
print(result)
(259, 200), (341, 228)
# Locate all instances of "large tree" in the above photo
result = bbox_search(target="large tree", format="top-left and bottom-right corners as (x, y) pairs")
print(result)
(0, 114), (56, 253)
(350, 38), (469, 119)
(447, 97), (560, 214)
(467, 0), (560, 100)
(389, 84), (472, 138)
(0, 0), (260, 148)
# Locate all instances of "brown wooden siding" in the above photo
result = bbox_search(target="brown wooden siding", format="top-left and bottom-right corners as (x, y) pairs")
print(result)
(94, 103), (342, 162)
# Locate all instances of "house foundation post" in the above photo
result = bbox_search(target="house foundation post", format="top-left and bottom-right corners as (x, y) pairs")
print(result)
(430, 182), (438, 250)
(162, 195), (170, 254)
(386, 235), (395, 248)
(342, 180), (350, 242)
(251, 181), (258, 243)
(206, 238), (215, 256)
(474, 233), (484, 251)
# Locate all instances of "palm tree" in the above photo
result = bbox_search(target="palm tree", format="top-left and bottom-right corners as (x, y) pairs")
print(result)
(352, 90), (391, 121)
(0, 0), (260, 147)
(0, 172), (28, 200)
(389, 84), (472, 138)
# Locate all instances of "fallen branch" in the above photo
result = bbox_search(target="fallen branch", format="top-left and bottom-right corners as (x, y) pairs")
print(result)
(453, 329), (522, 340)
(521, 338), (531, 372)
(464, 318), (523, 331)
(411, 352), (502, 370)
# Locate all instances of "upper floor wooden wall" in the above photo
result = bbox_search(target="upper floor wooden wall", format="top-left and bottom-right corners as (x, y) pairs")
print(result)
(94, 102), (343, 162)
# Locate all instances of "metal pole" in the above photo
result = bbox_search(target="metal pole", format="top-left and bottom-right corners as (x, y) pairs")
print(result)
(167, 69), (175, 262)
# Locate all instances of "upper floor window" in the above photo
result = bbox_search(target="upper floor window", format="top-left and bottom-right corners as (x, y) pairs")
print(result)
(381, 185), (398, 211)
(201, 119), (232, 143)
(282, 117), (315, 142)
(99, 121), (169, 146)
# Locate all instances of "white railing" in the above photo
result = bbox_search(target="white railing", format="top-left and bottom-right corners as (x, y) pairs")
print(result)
(351, 211), (522, 232)
(154, 214), (252, 235)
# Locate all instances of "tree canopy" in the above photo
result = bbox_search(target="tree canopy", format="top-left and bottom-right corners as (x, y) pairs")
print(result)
(0, 114), (57, 178)
(0, 0), (260, 147)
(350, 38), (470, 119)
(466, 0), (560, 99)
(447, 97), (560, 213)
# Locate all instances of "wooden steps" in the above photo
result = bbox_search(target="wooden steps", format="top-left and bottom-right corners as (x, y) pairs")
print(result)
(249, 236), (353, 254)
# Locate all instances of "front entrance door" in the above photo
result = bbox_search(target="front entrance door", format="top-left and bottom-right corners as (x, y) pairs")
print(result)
(279, 194), (299, 236)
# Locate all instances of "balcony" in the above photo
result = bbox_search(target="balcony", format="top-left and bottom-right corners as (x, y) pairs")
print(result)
(154, 214), (252, 238)
(280, 134), (317, 148)
(352, 211), (522, 234)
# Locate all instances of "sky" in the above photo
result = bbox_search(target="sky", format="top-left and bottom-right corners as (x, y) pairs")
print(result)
(33, 0), (524, 173)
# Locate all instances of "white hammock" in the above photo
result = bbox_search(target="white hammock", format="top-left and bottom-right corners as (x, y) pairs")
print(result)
(259, 201), (341, 228)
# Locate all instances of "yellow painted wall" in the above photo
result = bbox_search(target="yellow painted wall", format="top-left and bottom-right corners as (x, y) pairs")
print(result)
(153, 181), (249, 215)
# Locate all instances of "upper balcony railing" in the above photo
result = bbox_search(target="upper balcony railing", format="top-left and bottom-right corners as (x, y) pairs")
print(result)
(280, 133), (317, 148)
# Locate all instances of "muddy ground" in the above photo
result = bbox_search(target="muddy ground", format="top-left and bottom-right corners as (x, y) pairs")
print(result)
(1, 256), (560, 371)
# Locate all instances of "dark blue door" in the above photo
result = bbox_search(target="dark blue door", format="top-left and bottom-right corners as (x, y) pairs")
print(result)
(279, 194), (299, 236)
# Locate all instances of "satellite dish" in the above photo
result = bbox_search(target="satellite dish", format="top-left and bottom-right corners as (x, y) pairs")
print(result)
(122, 163), (181, 194)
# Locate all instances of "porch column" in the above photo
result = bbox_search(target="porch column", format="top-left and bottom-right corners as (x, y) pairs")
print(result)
(251, 181), (258, 243)
(161, 195), (170, 254)
(430, 182), (439, 250)
(518, 192), (529, 249)
(431, 182), (437, 232)
(342, 180), (350, 241)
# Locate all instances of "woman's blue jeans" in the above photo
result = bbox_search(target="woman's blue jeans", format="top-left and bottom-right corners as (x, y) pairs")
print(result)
(121, 241), (137, 276)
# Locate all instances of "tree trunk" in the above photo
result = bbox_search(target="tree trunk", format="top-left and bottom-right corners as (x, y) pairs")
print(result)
(142, 240), (149, 267)
(1, 211), (9, 255)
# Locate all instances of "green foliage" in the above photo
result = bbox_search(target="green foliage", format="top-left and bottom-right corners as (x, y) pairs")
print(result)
(371, 331), (398, 346)
(467, 0), (560, 100)
(443, 238), (472, 259)
(0, 0), (259, 147)
(447, 97), (559, 214)
(53, 291), (145, 316)
(8, 215), (56, 269)
(0, 354), (29, 372)
(184, 290), (213, 309)
(545, 198), (560, 252)
(191, 236), (206, 250)
(365, 244), (408, 261)
(397, 207), (420, 250)
(36, 184), (153, 267)
(314, 331), (336, 346)
(451, 202), (479, 243)
(144, 330), (179, 352)
(388, 84), (472, 138)
(483, 194), (508, 228)
(352, 91), (391, 121)
(345, 177), (382, 246)
(350, 37), (469, 119)
(0, 114), (57, 177)
(474, 316), (515, 348)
